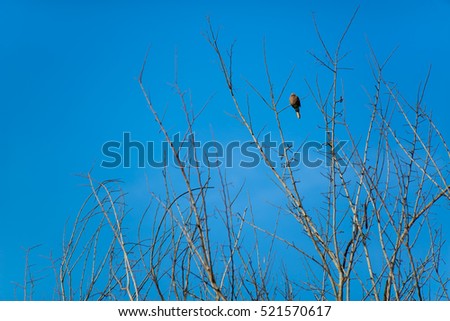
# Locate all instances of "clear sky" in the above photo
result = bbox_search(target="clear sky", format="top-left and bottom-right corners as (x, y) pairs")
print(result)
(1, 0), (449, 300)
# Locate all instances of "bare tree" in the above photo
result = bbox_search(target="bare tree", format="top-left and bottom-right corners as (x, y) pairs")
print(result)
(55, 10), (449, 300)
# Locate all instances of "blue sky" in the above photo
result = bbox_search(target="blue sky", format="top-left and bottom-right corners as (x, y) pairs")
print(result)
(1, 0), (449, 300)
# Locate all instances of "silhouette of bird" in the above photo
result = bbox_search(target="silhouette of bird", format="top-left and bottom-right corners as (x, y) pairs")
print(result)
(289, 93), (301, 119)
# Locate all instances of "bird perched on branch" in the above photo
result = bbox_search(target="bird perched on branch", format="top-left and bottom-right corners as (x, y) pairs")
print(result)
(289, 93), (301, 119)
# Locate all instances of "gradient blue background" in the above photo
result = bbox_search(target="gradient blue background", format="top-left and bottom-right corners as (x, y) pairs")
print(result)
(1, 0), (449, 300)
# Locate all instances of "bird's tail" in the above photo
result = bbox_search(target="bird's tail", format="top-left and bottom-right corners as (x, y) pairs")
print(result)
(296, 110), (301, 119)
